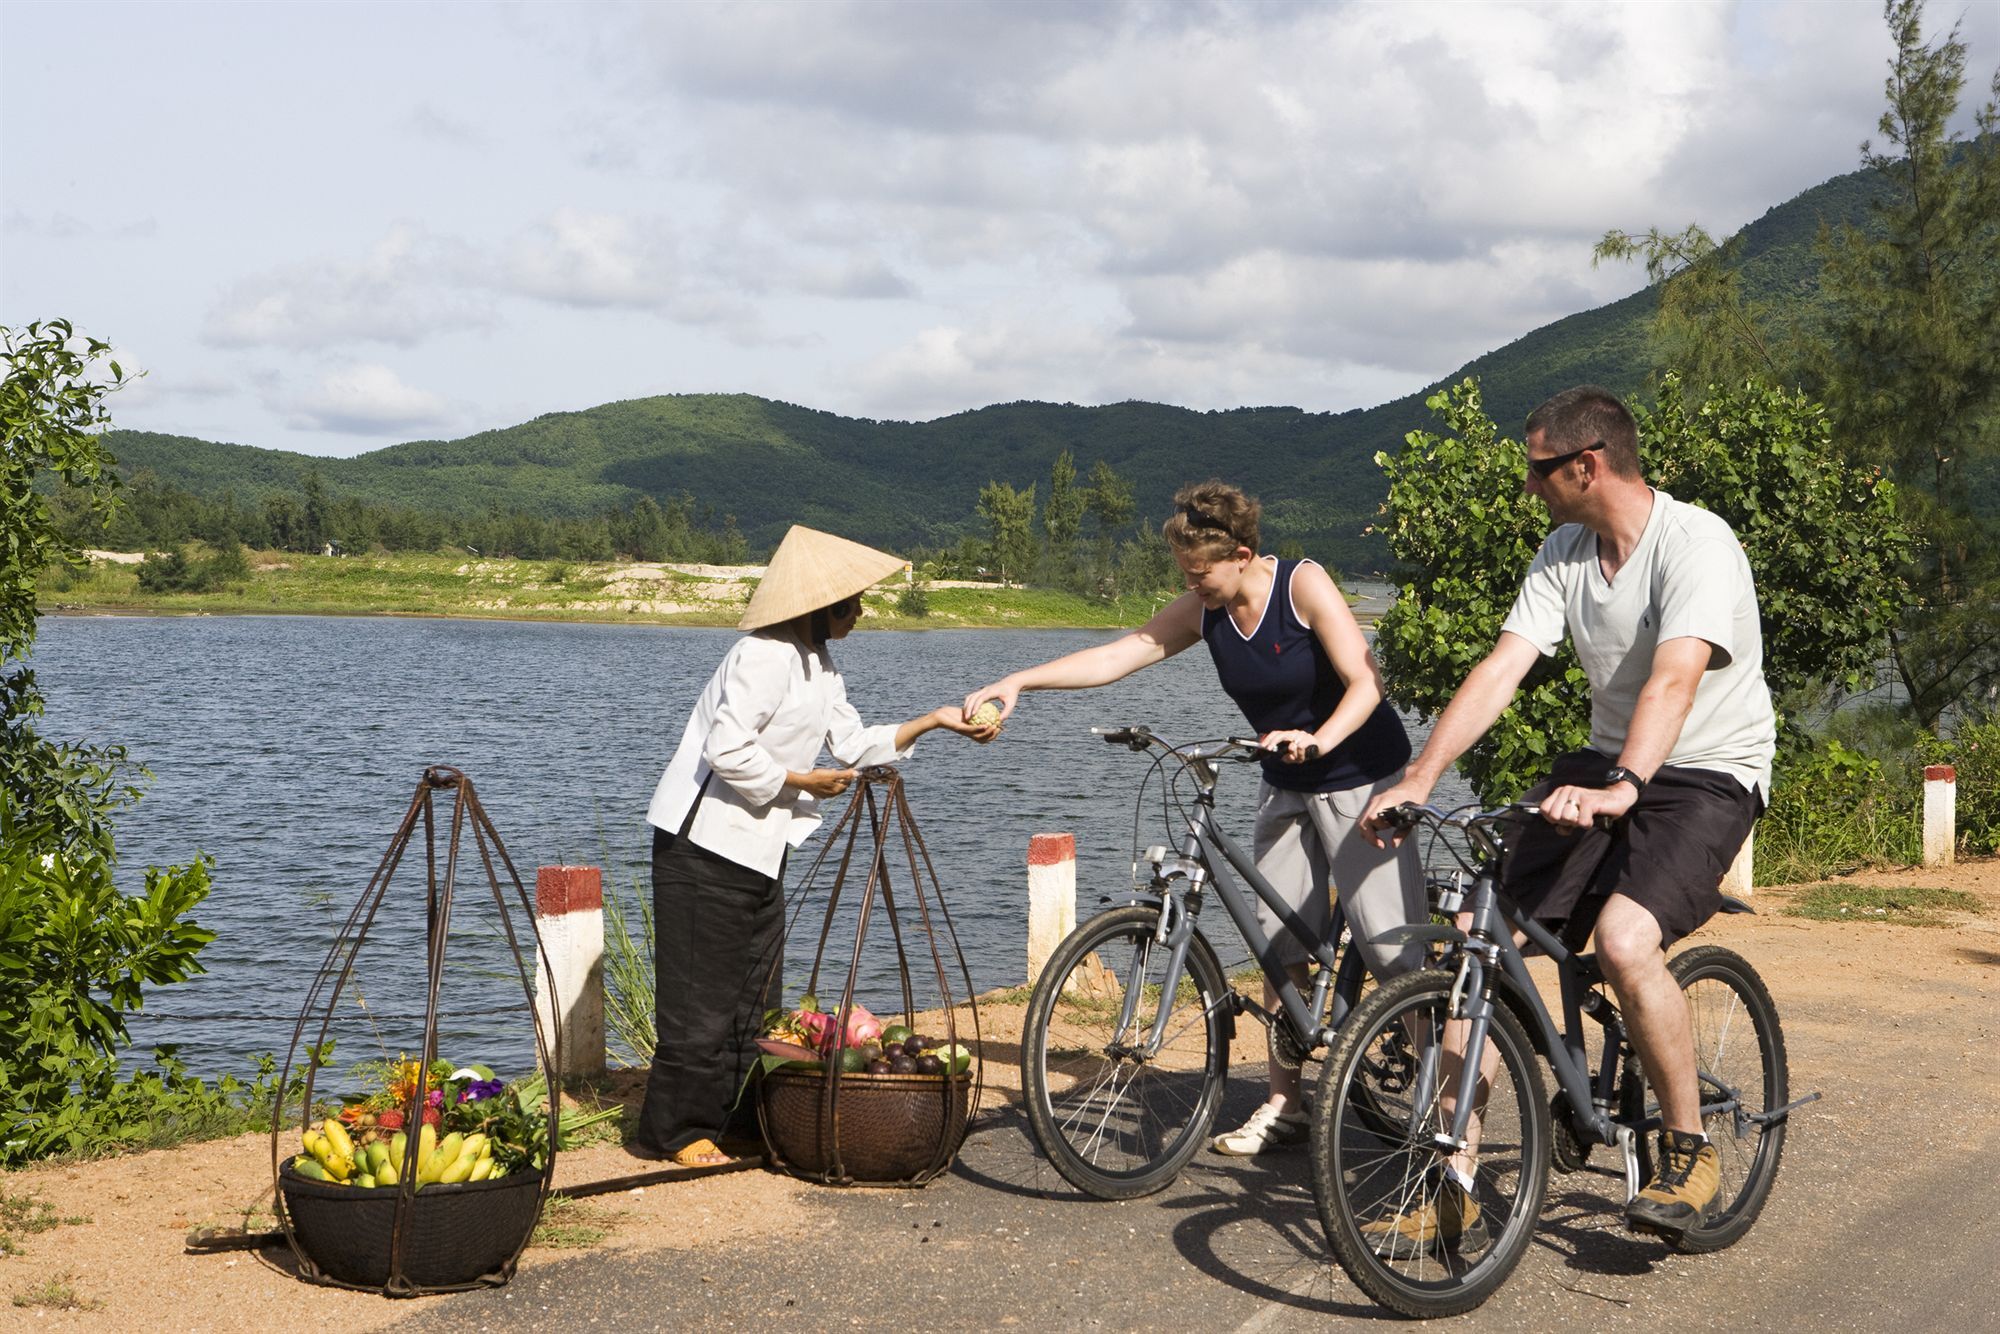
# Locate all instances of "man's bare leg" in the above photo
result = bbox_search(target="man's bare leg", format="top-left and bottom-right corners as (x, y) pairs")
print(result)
(1590, 894), (1699, 1133)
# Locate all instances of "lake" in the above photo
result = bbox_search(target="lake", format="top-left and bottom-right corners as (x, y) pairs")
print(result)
(31, 600), (1468, 1082)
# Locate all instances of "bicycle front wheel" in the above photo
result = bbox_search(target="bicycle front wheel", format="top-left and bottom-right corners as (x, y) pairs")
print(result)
(1020, 905), (1232, 1199)
(1626, 943), (1790, 1252)
(1310, 969), (1550, 1319)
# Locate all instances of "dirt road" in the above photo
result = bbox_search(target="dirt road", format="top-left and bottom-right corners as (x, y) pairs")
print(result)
(5, 861), (1997, 1330)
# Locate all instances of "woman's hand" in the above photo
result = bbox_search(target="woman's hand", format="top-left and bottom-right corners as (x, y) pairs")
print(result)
(787, 767), (860, 798)
(1258, 729), (1322, 764)
(931, 704), (1001, 744)
(962, 678), (1021, 725)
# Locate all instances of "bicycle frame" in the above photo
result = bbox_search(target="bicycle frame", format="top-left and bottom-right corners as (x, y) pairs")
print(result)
(1118, 740), (1368, 1063)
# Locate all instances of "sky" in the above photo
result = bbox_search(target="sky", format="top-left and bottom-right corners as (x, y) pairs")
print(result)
(4, 0), (1997, 459)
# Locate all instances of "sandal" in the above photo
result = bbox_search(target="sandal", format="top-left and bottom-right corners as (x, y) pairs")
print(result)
(670, 1138), (736, 1168)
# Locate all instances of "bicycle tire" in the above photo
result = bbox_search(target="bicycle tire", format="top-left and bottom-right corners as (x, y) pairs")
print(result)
(1020, 905), (1232, 1199)
(1310, 969), (1551, 1318)
(1624, 943), (1789, 1252)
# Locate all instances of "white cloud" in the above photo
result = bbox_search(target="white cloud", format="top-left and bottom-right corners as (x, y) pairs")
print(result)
(203, 224), (493, 350)
(287, 363), (456, 435)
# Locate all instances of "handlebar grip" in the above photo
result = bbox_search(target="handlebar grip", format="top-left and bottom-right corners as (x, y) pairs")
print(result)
(1384, 802), (1422, 829)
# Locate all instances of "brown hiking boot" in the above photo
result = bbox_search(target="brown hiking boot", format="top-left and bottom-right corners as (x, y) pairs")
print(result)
(1626, 1130), (1719, 1237)
(1362, 1177), (1490, 1260)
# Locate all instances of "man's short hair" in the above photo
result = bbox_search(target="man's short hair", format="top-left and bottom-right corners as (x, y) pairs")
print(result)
(1524, 386), (1641, 479)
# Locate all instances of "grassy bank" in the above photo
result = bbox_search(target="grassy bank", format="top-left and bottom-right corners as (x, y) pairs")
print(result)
(41, 550), (1169, 630)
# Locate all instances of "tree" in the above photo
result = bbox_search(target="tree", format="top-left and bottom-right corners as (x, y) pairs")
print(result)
(976, 480), (1037, 586)
(1084, 459), (1135, 593)
(1592, 225), (1790, 392)
(300, 465), (332, 553)
(1813, 0), (2000, 728)
(0, 321), (216, 1163)
(1374, 378), (1909, 804)
(1042, 450), (1085, 588)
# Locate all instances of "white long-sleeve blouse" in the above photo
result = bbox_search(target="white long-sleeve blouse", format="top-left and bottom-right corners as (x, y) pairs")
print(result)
(645, 626), (911, 877)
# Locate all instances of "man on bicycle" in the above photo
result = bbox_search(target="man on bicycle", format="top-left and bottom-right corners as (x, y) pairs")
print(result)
(1362, 384), (1774, 1245)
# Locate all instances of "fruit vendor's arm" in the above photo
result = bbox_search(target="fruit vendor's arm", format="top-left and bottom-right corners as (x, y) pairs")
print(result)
(961, 593), (1204, 723)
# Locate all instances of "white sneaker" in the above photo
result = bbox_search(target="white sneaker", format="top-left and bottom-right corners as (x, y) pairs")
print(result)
(1211, 1102), (1308, 1156)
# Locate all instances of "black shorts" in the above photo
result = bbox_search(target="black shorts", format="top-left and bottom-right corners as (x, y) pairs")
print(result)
(1499, 750), (1764, 950)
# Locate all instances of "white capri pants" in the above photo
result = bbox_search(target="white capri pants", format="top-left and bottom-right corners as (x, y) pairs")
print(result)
(1250, 773), (1426, 976)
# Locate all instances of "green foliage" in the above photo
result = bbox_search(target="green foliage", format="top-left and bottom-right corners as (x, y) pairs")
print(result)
(1592, 225), (1793, 393)
(1813, 2), (2000, 730)
(1041, 449), (1085, 587)
(899, 579), (931, 619)
(977, 479), (1037, 585)
(1916, 715), (2000, 857)
(1643, 377), (1913, 718)
(1781, 882), (1981, 925)
(0, 795), (223, 1163)
(1375, 377), (1910, 804)
(1372, 380), (1592, 803)
(135, 542), (250, 594)
(1756, 738), (1919, 883)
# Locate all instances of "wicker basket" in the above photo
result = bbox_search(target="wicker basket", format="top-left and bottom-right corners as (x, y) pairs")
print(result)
(277, 1159), (545, 1292)
(760, 1067), (972, 1183)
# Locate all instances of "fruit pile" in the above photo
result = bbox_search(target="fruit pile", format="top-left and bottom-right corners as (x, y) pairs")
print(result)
(293, 1117), (505, 1189)
(758, 995), (972, 1077)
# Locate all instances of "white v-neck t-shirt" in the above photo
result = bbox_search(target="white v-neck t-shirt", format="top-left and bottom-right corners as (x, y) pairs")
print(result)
(1500, 490), (1775, 797)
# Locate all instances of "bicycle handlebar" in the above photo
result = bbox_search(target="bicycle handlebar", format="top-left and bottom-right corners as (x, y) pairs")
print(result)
(1092, 725), (1316, 764)
(1380, 800), (1614, 833)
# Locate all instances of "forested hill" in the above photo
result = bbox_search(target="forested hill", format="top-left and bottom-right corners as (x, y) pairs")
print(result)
(105, 163), (1885, 571)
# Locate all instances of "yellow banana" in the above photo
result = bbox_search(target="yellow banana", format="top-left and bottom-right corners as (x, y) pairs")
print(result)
(322, 1118), (356, 1162)
(466, 1158), (495, 1182)
(454, 1134), (488, 1166)
(375, 1158), (400, 1186)
(439, 1155), (475, 1185)
(302, 1128), (325, 1159)
(436, 1131), (465, 1164)
(365, 1142), (390, 1176)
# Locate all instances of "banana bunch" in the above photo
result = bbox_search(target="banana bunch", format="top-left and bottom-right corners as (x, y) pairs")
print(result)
(293, 1118), (504, 1188)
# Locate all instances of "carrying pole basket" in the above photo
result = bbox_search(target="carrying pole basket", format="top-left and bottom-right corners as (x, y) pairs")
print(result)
(269, 766), (561, 1296)
(757, 766), (983, 1186)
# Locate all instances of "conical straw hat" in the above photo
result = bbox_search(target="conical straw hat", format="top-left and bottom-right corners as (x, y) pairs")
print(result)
(739, 525), (907, 631)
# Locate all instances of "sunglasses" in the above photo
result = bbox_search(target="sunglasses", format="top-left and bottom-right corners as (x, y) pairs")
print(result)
(827, 596), (859, 617)
(1526, 440), (1605, 479)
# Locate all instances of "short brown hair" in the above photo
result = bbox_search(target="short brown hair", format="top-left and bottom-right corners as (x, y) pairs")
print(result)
(1524, 385), (1641, 479)
(1162, 480), (1259, 564)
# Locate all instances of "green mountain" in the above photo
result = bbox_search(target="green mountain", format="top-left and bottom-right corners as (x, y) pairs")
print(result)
(105, 165), (1887, 571)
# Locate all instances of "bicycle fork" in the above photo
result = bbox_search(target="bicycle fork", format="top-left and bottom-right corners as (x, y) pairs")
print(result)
(1108, 890), (1198, 1061)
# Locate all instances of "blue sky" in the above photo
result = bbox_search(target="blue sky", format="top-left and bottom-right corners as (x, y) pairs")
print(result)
(4, 0), (1995, 458)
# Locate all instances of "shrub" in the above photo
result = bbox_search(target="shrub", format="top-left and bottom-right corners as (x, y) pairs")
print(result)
(1755, 738), (1920, 884)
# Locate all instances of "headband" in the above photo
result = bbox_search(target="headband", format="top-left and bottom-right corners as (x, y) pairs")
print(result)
(1179, 502), (1230, 534)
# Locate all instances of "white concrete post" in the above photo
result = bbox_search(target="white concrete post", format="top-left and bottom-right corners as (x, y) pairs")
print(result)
(1924, 765), (1957, 868)
(1720, 828), (1754, 897)
(535, 864), (606, 1079)
(1027, 834), (1076, 985)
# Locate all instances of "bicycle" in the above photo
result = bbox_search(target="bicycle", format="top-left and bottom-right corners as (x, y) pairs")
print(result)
(1020, 725), (1415, 1200)
(1309, 801), (1814, 1318)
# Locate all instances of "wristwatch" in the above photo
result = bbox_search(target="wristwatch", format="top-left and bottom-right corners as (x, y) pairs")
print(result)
(1602, 766), (1647, 796)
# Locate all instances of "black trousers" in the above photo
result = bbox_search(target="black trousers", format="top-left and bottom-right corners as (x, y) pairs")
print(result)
(635, 827), (784, 1155)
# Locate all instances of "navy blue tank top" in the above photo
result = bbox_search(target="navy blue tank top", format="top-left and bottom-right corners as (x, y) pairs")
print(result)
(1202, 558), (1411, 793)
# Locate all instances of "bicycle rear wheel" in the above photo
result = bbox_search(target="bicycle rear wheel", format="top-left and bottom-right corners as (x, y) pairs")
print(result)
(1626, 943), (1789, 1252)
(1310, 969), (1550, 1318)
(1020, 905), (1232, 1199)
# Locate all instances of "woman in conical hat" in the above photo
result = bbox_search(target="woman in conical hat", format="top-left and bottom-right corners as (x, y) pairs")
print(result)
(635, 525), (995, 1168)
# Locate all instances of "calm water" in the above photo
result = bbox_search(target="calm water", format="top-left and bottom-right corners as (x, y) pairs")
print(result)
(32, 602), (1466, 1080)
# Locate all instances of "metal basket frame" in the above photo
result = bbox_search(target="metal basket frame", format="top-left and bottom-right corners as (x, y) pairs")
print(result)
(268, 765), (562, 1296)
(757, 765), (983, 1186)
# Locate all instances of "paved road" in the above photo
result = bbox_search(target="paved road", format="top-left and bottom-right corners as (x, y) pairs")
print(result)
(407, 913), (2000, 1332)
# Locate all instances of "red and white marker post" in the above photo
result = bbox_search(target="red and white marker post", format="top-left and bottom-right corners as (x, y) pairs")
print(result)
(534, 864), (606, 1079)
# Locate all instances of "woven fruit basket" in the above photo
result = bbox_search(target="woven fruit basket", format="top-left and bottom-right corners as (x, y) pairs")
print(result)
(277, 1159), (546, 1291)
(760, 1066), (973, 1184)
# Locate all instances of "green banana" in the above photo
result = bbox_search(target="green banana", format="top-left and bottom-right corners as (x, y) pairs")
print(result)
(292, 1155), (331, 1182)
